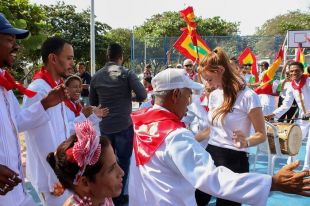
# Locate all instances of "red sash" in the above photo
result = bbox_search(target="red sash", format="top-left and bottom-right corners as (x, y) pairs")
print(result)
(291, 74), (308, 93)
(64, 100), (82, 117)
(131, 108), (185, 166)
(33, 66), (62, 88)
(200, 95), (209, 112)
(0, 69), (37, 97)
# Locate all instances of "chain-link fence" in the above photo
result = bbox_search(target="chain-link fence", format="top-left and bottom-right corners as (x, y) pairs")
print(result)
(130, 35), (308, 75)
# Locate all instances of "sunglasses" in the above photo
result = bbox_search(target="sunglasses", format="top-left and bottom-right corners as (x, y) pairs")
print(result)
(185, 64), (193, 67)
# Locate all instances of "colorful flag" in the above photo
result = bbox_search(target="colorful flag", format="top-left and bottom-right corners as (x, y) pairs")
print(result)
(173, 28), (212, 61)
(296, 43), (308, 74)
(261, 47), (284, 83)
(180, 6), (197, 46)
(239, 48), (259, 82)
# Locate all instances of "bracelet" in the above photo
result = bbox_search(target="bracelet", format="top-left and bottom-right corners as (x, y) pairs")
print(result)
(246, 139), (250, 148)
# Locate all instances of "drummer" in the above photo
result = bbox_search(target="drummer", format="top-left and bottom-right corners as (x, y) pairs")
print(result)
(266, 61), (310, 171)
(196, 47), (267, 206)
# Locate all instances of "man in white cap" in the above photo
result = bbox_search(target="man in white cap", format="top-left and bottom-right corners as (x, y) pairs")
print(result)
(0, 13), (68, 205)
(129, 68), (310, 206)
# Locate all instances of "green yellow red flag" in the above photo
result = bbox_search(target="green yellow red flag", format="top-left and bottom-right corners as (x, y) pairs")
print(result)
(239, 48), (259, 82)
(180, 6), (197, 46)
(173, 28), (212, 61)
(296, 43), (308, 74)
(261, 47), (284, 83)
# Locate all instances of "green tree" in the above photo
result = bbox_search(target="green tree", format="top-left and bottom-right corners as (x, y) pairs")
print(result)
(105, 28), (132, 66)
(255, 10), (310, 59)
(0, 0), (47, 80)
(42, 1), (111, 70)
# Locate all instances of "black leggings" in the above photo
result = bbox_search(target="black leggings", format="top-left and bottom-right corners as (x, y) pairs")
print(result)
(195, 144), (249, 206)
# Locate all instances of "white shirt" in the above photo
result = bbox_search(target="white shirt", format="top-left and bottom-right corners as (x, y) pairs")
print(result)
(207, 87), (261, 152)
(64, 103), (101, 136)
(129, 105), (271, 206)
(0, 79), (49, 205)
(23, 79), (70, 192)
(274, 78), (310, 119)
(182, 94), (209, 148)
(279, 80), (292, 99)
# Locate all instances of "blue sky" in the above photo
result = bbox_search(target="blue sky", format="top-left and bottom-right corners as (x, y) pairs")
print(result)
(30, 0), (309, 35)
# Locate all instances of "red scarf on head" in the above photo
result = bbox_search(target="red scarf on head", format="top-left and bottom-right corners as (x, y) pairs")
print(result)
(64, 100), (82, 117)
(131, 107), (185, 166)
(0, 69), (37, 97)
(291, 74), (308, 93)
(33, 66), (62, 88)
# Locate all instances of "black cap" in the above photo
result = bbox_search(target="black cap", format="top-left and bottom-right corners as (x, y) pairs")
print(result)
(0, 13), (29, 39)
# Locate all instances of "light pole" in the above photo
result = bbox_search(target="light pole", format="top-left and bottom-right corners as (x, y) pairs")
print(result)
(90, 0), (96, 75)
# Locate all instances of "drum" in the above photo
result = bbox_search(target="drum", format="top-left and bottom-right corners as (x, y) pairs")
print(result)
(266, 123), (302, 156)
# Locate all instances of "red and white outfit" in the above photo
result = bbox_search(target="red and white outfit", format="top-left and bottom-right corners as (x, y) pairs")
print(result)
(129, 104), (272, 206)
(0, 68), (50, 205)
(23, 67), (71, 205)
(273, 74), (310, 170)
(64, 100), (101, 136)
(68, 195), (113, 206)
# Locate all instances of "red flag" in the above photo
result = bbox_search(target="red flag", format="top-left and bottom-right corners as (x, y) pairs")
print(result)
(261, 47), (284, 83)
(239, 48), (259, 82)
(180, 6), (197, 46)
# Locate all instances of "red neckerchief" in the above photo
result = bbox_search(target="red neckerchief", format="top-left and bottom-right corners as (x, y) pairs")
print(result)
(200, 95), (209, 112)
(131, 107), (185, 166)
(65, 100), (82, 117)
(146, 86), (153, 92)
(33, 66), (62, 88)
(291, 74), (308, 93)
(187, 71), (196, 80)
(0, 69), (37, 97)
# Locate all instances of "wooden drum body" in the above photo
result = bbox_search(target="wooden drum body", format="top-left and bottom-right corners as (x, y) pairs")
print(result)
(266, 123), (302, 156)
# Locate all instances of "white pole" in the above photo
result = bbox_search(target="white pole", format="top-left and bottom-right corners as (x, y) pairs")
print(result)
(90, 0), (96, 75)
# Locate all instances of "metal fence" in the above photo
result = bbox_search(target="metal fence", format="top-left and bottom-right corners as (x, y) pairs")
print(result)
(130, 35), (289, 75)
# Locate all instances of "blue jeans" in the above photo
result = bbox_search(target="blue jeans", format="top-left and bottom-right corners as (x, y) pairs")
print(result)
(102, 125), (134, 195)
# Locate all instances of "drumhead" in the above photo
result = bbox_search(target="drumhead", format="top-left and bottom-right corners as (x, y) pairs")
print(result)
(287, 124), (302, 155)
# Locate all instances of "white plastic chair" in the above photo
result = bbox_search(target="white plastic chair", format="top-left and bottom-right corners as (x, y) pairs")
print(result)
(253, 121), (293, 175)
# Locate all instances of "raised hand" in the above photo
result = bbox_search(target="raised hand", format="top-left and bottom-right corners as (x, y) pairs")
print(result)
(271, 161), (310, 196)
(0, 164), (22, 195)
(41, 84), (69, 110)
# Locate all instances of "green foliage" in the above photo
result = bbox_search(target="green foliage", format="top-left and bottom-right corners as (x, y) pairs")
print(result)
(42, 2), (111, 69)
(134, 11), (239, 47)
(256, 10), (310, 36)
(105, 28), (132, 66)
(0, 0), (47, 73)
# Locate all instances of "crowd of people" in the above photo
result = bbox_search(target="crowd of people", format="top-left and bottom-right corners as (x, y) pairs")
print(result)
(1, 12), (310, 206)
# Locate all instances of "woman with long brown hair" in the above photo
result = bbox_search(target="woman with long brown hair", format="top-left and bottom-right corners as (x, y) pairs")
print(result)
(195, 47), (267, 206)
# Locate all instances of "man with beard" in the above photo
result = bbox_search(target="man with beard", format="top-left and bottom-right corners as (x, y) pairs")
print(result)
(0, 13), (68, 205)
(23, 37), (74, 205)
(266, 61), (310, 171)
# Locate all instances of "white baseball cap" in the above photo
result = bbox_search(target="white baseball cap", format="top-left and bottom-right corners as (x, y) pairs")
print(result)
(152, 68), (204, 92)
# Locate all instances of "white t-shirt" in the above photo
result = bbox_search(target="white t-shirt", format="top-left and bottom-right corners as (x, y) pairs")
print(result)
(207, 87), (261, 152)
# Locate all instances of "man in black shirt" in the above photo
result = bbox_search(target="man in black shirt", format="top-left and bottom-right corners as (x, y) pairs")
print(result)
(78, 62), (91, 105)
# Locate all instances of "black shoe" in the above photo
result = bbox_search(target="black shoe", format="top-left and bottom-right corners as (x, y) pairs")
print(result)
(113, 194), (129, 206)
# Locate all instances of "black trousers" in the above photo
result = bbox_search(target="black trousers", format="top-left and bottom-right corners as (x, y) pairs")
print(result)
(195, 144), (249, 206)
(277, 96), (298, 123)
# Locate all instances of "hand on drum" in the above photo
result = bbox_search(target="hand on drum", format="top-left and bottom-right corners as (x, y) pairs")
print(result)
(232, 130), (248, 148)
(265, 113), (275, 122)
(271, 161), (310, 196)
